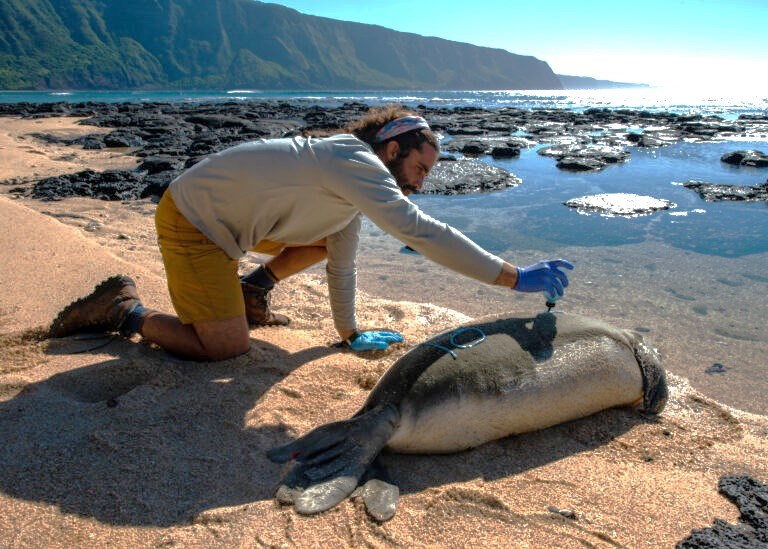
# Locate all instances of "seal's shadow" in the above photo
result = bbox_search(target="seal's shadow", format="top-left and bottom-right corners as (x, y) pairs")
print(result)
(0, 335), (337, 527)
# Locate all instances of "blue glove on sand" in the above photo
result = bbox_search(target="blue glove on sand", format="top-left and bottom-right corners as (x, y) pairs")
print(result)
(516, 259), (575, 297)
(347, 330), (404, 351)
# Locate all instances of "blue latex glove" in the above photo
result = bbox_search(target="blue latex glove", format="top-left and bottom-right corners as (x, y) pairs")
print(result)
(516, 259), (575, 297)
(347, 330), (404, 351)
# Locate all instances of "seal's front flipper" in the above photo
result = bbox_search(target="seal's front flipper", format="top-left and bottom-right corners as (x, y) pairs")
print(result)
(351, 456), (399, 522)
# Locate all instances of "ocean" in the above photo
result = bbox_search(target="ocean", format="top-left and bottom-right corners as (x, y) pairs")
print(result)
(2, 87), (767, 118)
(2, 88), (767, 415)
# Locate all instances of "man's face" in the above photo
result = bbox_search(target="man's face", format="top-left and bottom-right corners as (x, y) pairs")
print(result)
(385, 142), (438, 196)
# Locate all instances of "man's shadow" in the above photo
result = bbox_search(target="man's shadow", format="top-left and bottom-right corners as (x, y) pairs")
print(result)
(0, 333), (338, 526)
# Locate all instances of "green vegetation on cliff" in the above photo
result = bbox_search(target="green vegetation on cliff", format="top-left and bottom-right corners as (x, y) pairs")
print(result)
(0, 0), (563, 90)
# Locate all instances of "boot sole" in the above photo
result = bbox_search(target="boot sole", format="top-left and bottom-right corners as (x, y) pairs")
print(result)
(248, 313), (291, 328)
(49, 275), (136, 338)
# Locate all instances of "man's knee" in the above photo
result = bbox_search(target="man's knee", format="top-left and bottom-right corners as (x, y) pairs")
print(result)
(194, 317), (251, 361)
(203, 339), (250, 361)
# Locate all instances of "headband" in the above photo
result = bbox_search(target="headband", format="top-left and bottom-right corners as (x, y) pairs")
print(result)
(374, 115), (431, 142)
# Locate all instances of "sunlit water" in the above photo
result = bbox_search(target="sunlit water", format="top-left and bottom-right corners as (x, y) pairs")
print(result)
(2, 88), (767, 414)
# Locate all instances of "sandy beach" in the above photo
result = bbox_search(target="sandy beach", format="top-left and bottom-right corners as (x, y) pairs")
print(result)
(1, 116), (767, 547)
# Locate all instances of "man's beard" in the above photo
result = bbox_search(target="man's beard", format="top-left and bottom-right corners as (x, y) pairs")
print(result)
(386, 156), (418, 195)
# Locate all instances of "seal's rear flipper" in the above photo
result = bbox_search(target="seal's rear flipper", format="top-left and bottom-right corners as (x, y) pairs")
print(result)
(351, 456), (399, 522)
(634, 339), (668, 414)
(269, 404), (400, 515)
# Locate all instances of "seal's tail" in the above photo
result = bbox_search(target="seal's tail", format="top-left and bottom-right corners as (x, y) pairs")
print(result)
(267, 404), (400, 516)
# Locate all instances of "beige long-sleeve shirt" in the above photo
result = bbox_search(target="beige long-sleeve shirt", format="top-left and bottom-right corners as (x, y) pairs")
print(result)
(169, 134), (503, 332)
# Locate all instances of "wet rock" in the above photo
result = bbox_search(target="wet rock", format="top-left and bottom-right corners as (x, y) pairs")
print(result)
(447, 125), (485, 135)
(556, 156), (606, 171)
(490, 146), (521, 159)
(625, 132), (668, 148)
(442, 136), (534, 156)
(422, 158), (521, 195)
(721, 150), (768, 167)
(565, 193), (675, 216)
(682, 180), (768, 203)
(539, 144), (630, 172)
(677, 475), (768, 548)
(455, 139), (488, 155)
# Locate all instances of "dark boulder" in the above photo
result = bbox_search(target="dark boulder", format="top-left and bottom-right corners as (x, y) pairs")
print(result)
(556, 156), (606, 171)
(490, 146), (521, 159)
(81, 138), (105, 150)
(421, 158), (521, 195)
(721, 150), (768, 167)
(442, 136), (533, 157)
(625, 132), (668, 148)
(184, 114), (257, 130)
(103, 132), (145, 148)
(456, 140), (488, 155)
(682, 180), (768, 203)
(539, 143), (630, 172)
(137, 155), (186, 175)
(677, 475), (768, 548)
(32, 169), (147, 201)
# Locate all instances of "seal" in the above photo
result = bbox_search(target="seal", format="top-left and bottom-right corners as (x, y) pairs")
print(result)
(268, 311), (668, 520)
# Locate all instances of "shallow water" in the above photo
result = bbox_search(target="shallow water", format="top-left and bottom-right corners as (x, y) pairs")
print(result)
(430, 140), (768, 258)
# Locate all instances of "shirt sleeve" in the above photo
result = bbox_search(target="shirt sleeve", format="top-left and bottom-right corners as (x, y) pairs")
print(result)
(325, 214), (362, 334)
(329, 150), (504, 284)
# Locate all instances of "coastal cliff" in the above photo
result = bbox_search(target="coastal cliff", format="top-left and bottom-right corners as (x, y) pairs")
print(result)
(0, 0), (564, 91)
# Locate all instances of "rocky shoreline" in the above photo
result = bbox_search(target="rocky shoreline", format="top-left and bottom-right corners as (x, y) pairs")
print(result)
(1, 101), (767, 204)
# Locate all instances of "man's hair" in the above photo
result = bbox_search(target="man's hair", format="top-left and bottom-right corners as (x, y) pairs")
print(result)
(346, 104), (439, 157)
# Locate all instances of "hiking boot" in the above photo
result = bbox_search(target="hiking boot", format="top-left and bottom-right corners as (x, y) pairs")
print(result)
(241, 281), (291, 327)
(49, 275), (143, 337)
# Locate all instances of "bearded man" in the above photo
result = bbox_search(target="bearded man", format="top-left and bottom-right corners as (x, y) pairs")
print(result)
(51, 105), (573, 360)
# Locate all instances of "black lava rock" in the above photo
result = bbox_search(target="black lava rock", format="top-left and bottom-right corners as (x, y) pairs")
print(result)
(721, 150), (768, 167)
(32, 169), (148, 201)
(677, 475), (768, 548)
(683, 180), (768, 203)
(422, 158), (521, 195)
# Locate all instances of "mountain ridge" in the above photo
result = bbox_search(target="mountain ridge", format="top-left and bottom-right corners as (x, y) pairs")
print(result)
(0, 0), (643, 91)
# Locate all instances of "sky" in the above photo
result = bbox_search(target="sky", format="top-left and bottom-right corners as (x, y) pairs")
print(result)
(262, 0), (768, 92)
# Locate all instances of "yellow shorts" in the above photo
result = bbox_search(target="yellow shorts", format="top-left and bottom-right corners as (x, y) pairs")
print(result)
(154, 192), (285, 324)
